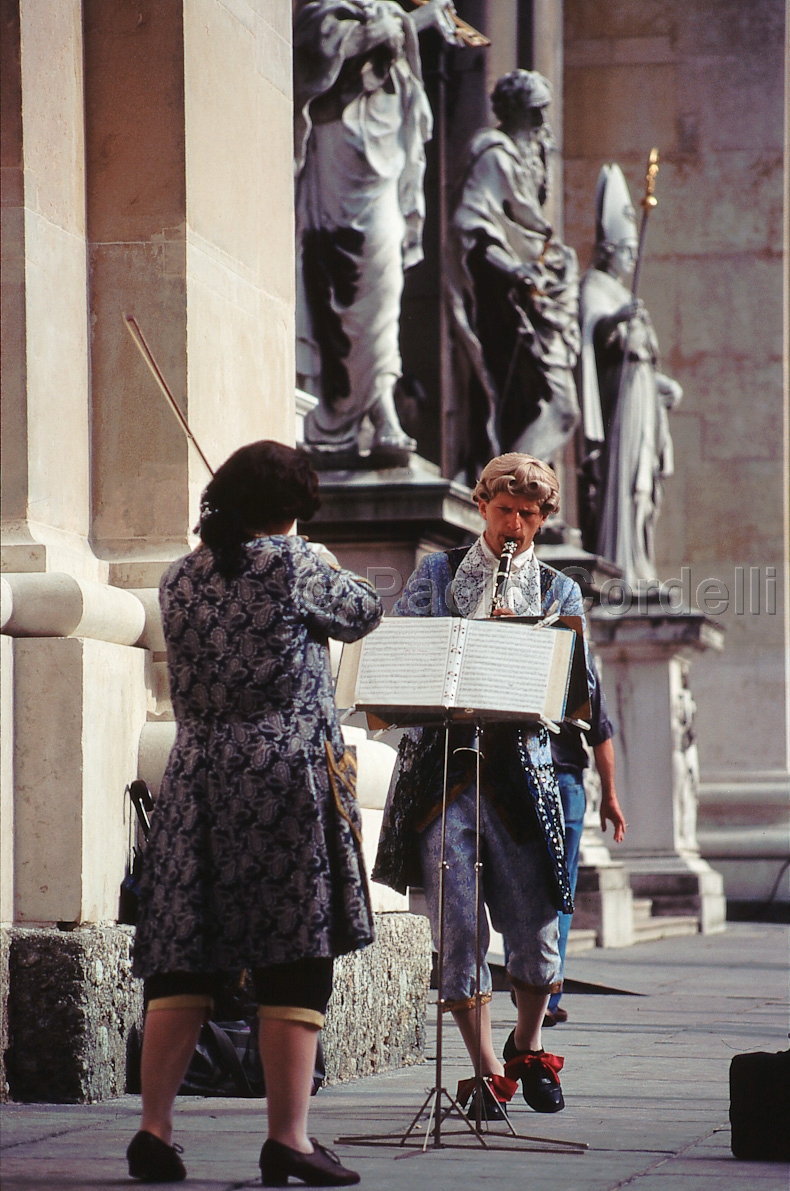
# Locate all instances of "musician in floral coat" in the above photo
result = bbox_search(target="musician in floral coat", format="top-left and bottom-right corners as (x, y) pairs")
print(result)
(373, 453), (583, 1121)
(130, 441), (381, 1187)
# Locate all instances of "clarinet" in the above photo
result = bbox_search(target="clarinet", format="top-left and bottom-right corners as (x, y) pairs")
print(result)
(490, 539), (518, 615)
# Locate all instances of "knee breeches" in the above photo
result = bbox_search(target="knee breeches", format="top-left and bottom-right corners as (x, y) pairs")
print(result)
(418, 787), (561, 1010)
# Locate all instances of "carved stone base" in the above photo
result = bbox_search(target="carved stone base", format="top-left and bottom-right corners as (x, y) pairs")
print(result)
(572, 862), (635, 948)
(308, 458), (482, 612)
(306, 443), (416, 471)
(591, 605), (728, 934)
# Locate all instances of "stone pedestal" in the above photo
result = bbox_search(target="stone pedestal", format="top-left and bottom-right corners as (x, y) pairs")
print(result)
(536, 541), (622, 599)
(591, 604), (728, 934)
(572, 863), (635, 948)
(309, 458), (482, 610)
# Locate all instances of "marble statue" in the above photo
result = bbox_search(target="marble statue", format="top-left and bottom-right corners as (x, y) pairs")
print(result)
(449, 69), (581, 483)
(579, 163), (682, 588)
(672, 659), (700, 855)
(294, 0), (460, 465)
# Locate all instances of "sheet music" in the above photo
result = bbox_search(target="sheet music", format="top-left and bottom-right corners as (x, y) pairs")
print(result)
(354, 618), (454, 707)
(455, 621), (558, 714)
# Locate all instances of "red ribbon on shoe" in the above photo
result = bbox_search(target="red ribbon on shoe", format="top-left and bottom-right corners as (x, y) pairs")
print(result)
(489, 1073), (519, 1102)
(457, 1073), (519, 1106)
(504, 1050), (564, 1085)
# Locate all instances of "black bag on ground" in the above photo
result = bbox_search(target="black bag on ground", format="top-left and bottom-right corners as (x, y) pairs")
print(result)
(127, 1014), (325, 1098)
(178, 1021), (325, 1098)
(180, 1019), (266, 1097)
(729, 1048), (790, 1161)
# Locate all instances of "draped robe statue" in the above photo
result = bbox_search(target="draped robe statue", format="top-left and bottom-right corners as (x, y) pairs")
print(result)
(294, 0), (459, 464)
(449, 70), (581, 484)
(579, 164), (682, 588)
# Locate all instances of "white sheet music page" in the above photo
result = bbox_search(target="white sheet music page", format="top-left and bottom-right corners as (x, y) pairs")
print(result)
(454, 620), (559, 716)
(353, 618), (455, 709)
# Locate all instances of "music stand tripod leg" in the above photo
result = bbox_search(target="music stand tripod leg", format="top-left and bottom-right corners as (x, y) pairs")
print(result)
(337, 714), (584, 1153)
(397, 716), (486, 1150)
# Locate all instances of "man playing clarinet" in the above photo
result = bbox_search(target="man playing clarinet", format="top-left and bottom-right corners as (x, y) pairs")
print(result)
(373, 452), (612, 1120)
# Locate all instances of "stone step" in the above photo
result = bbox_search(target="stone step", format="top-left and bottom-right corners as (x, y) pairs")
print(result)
(566, 928), (598, 955)
(632, 897), (654, 922)
(633, 915), (700, 943)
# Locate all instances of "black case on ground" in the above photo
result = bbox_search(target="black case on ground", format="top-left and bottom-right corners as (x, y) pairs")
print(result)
(729, 1048), (790, 1162)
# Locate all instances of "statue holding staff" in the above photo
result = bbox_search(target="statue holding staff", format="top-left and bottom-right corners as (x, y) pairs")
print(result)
(579, 156), (682, 588)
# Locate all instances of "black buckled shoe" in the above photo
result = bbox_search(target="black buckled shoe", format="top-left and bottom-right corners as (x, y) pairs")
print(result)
(502, 1031), (565, 1113)
(127, 1130), (186, 1182)
(259, 1138), (360, 1187)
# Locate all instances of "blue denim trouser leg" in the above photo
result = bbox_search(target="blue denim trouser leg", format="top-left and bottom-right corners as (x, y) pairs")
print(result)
(548, 770), (586, 1013)
(418, 786), (561, 1010)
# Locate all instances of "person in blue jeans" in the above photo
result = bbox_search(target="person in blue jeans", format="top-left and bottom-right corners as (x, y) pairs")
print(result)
(546, 657), (626, 1025)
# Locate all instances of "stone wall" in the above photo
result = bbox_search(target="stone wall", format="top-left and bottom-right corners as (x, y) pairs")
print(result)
(6, 927), (142, 1103)
(323, 913), (432, 1083)
(563, 0), (789, 900)
(4, 915), (430, 1103)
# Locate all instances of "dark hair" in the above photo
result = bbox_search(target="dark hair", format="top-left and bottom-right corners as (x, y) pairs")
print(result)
(198, 440), (320, 578)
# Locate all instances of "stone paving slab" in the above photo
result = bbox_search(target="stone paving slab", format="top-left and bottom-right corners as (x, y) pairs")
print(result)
(1, 922), (788, 1189)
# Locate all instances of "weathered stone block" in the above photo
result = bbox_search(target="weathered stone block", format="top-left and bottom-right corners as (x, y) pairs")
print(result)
(6, 926), (143, 1103)
(322, 913), (431, 1083)
(3, 913), (430, 1102)
(573, 864), (635, 948)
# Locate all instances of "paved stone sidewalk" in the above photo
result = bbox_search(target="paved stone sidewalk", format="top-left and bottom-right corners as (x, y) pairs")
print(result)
(1, 922), (788, 1189)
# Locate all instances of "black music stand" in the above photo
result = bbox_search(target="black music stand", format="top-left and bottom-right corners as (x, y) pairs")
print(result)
(337, 708), (588, 1157)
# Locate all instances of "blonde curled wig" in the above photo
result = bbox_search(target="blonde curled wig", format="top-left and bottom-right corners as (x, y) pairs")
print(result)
(472, 453), (560, 516)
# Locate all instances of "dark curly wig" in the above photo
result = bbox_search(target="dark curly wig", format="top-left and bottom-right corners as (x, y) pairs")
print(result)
(198, 440), (320, 579)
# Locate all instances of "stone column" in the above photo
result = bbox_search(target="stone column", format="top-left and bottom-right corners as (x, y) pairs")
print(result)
(591, 606), (728, 934)
(531, 0), (565, 237)
(1, 0), (97, 581)
(0, 0), (300, 1101)
(84, 0), (296, 589)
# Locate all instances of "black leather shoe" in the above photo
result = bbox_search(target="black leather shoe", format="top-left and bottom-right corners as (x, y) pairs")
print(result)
(503, 1030), (565, 1113)
(456, 1074), (515, 1123)
(466, 1083), (508, 1123)
(127, 1130), (186, 1182)
(260, 1138), (360, 1186)
(546, 1006), (568, 1025)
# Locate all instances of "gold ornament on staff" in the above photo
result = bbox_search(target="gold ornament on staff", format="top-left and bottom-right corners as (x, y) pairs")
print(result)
(631, 147), (659, 300)
(641, 146), (659, 213)
(409, 0), (491, 47)
(612, 147), (661, 427)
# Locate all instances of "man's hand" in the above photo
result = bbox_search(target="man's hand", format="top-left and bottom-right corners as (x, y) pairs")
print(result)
(600, 791), (626, 843)
(592, 739), (626, 842)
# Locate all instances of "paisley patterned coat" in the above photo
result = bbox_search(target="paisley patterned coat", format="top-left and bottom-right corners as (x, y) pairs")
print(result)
(372, 546), (584, 915)
(133, 536), (382, 979)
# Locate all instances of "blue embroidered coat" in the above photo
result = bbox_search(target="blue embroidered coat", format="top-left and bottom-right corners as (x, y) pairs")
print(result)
(372, 547), (583, 914)
(133, 536), (382, 979)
